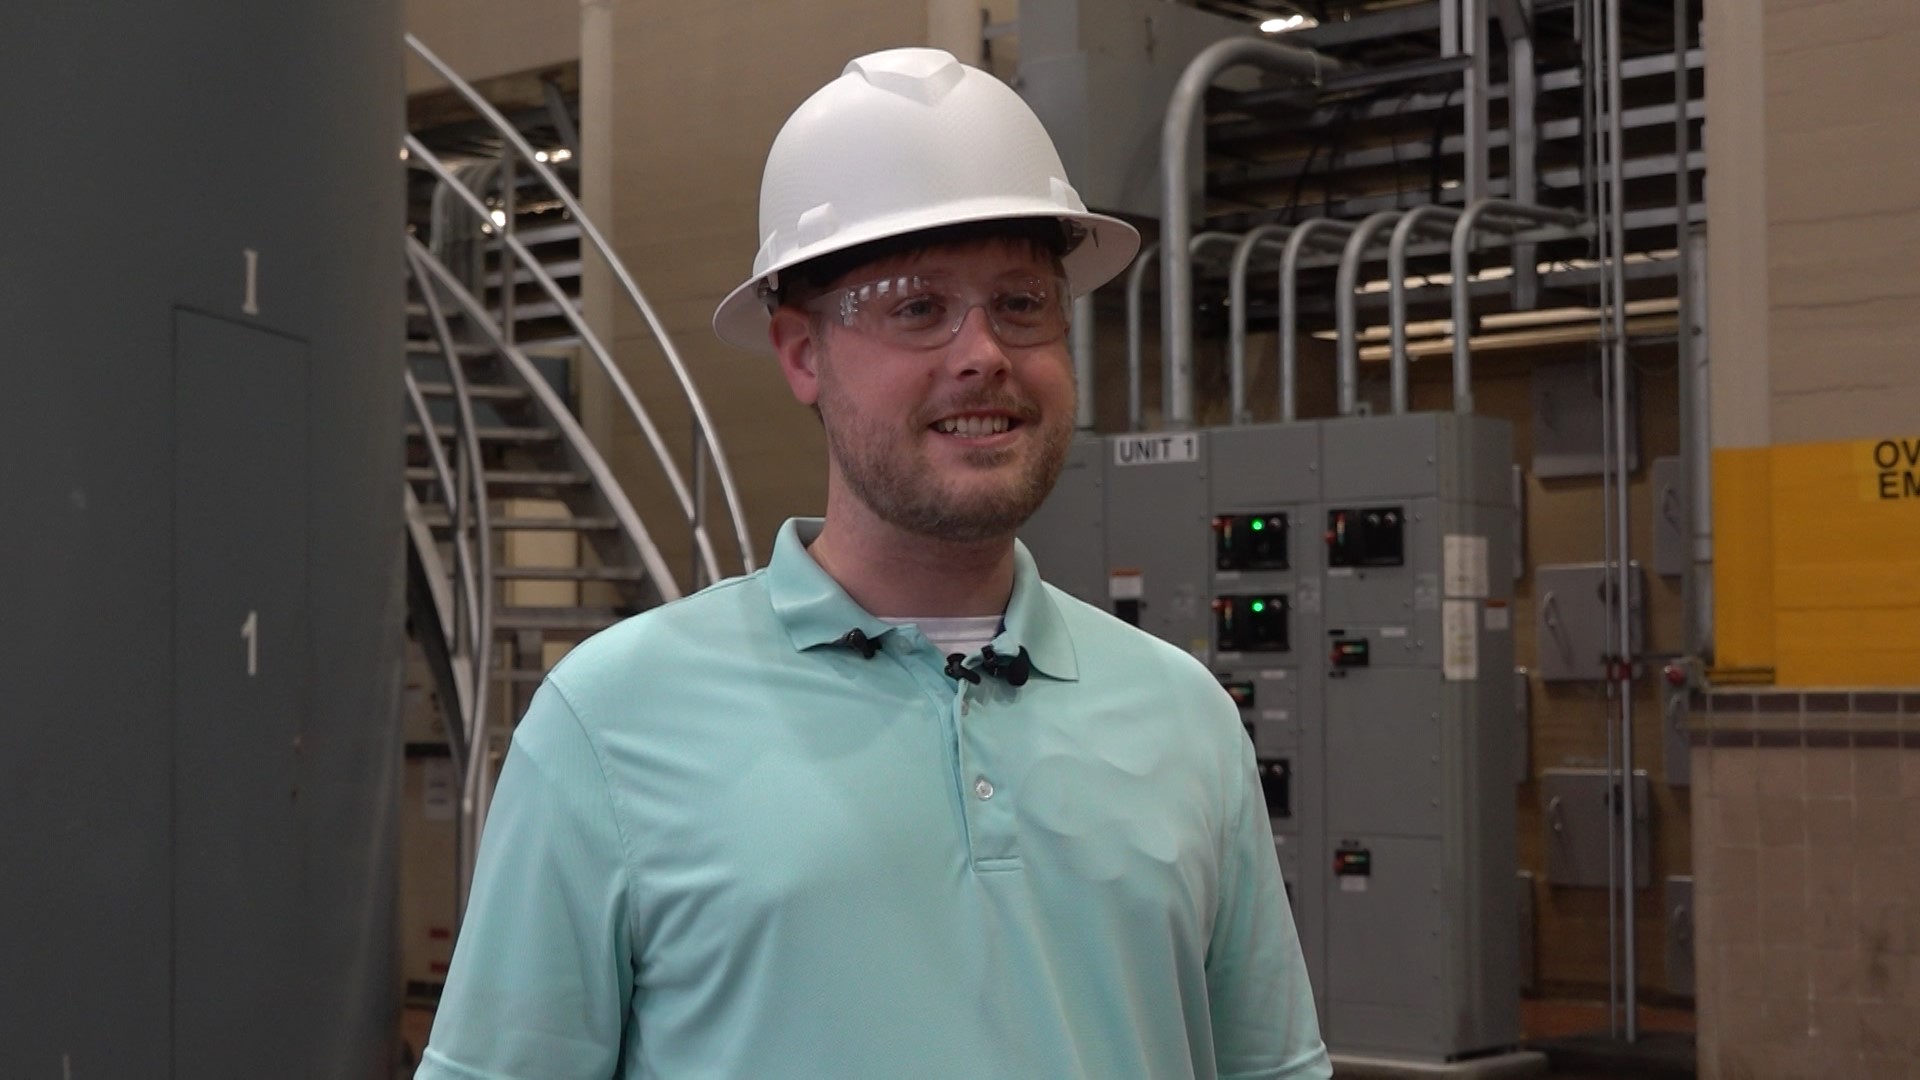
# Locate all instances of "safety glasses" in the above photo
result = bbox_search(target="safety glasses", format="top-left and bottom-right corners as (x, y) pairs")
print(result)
(803, 273), (1072, 350)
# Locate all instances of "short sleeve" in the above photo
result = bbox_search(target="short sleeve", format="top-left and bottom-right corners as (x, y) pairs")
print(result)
(1207, 735), (1333, 1080)
(416, 680), (636, 1080)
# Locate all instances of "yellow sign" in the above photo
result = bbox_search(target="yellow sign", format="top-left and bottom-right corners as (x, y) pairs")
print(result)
(1857, 436), (1920, 502)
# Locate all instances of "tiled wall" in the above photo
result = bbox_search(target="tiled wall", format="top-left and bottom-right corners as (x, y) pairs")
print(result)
(1690, 690), (1920, 1078)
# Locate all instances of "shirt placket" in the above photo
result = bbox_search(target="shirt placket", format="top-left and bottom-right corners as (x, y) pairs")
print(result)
(953, 678), (1021, 872)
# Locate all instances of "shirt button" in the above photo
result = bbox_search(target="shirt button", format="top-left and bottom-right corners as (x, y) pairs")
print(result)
(974, 777), (995, 800)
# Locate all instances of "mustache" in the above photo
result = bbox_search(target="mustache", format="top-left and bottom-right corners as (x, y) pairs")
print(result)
(920, 391), (1041, 425)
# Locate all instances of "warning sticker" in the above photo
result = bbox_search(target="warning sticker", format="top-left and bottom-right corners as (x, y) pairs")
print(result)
(1443, 599), (1479, 681)
(1485, 600), (1512, 632)
(1108, 570), (1143, 600)
(1444, 534), (1490, 598)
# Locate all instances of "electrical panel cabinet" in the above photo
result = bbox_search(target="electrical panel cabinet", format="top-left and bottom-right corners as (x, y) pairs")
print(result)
(1021, 413), (1519, 1062)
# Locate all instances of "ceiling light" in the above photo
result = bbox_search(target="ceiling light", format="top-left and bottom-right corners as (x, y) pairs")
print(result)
(534, 150), (549, 163)
(548, 147), (573, 163)
(1260, 14), (1316, 33)
(489, 209), (507, 227)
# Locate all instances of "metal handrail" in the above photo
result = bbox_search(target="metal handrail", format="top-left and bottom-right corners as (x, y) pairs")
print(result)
(406, 245), (497, 914)
(409, 236), (681, 602)
(406, 135), (722, 586)
(406, 34), (755, 576)
(1227, 225), (1293, 426)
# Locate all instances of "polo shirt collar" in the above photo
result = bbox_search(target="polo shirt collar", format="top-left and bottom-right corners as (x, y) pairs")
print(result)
(766, 517), (1079, 682)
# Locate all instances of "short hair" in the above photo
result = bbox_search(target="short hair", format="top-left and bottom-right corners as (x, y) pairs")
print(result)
(771, 217), (1075, 310)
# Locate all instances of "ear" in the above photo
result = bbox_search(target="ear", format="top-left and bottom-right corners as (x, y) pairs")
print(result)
(769, 306), (821, 407)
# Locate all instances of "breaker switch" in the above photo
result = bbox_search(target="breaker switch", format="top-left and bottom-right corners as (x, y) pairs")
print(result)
(1215, 595), (1290, 653)
(1257, 758), (1292, 818)
(1218, 678), (1257, 711)
(1215, 513), (1289, 571)
(1330, 638), (1371, 668)
(1326, 506), (1406, 568)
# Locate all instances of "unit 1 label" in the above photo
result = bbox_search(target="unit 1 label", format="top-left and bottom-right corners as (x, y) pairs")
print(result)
(1113, 432), (1200, 466)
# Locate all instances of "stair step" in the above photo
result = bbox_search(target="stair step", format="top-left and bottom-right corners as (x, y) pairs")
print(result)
(495, 606), (623, 632)
(495, 565), (646, 583)
(419, 510), (619, 532)
(411, 381), (530, 402)
(406, 467), (590, 494)
(405, 340), (495, 357)
(406, 423), (558, 444)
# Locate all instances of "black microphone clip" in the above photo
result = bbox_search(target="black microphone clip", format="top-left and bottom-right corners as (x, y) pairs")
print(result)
(838, 628), (880, 659)
(979, 644), (1032, 687)
(944, 653), (983, 684)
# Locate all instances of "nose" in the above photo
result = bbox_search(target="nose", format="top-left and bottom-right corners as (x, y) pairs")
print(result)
(945, 304), (1013, 382)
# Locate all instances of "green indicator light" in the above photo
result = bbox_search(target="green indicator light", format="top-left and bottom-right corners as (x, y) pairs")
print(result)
(1251, 519), (1265, 531)
(1251, 601), (1266, 613)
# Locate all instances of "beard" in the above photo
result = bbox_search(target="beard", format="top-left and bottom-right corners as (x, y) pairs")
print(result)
(815, 364), (1072, 544)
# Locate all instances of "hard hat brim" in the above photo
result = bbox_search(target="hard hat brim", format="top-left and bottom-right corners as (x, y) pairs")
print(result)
(711, 207), (1141, 354)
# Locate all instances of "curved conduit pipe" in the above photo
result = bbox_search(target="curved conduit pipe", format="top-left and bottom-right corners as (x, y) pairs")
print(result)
(1334, 211), (1407, 416)
(1228, 225), (1294, 426)
(1167, 231), (1244, 424)
(1278, 219), (1354, 422)
(1386, 206), (1462, 415)
(1449, 199), (1586, 413)
(1125, 242), (1158, 432)
(1161, 37), (1340, 427)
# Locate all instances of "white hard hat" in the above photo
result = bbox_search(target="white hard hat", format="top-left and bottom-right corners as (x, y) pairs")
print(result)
(712, 47), (1141, 352)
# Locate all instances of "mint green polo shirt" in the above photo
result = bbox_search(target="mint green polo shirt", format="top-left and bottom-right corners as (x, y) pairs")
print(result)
(418, 518), (1329, 1080)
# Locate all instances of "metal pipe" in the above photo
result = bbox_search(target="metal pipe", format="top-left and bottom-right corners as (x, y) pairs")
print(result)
(1161, 37), (1336, 428)
(1073, 292), (1098, 430)
(1336, 211), (1406, 415)
(1387, 206), (1462, 414)
(1449, 198), (1585, 412)
(1170, 231), (1244, 424)
(1126, 241), (1159, 432)
(1685, 227), (1713, 660)
(1606, 0), (1638, 1040)
(1584, 0), (1622, 1039)
(1279, 220), (1354, 421)
(1463, 0), (1490, 202)
(1229, 225), (1294, 425)
(1500, 0), (1540, 308)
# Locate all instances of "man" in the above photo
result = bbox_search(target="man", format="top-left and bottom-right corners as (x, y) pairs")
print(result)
(418, 47), (1329, 1080)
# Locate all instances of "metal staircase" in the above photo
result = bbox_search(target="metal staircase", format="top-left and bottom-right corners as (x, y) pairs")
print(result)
(399, 35), (753, 914)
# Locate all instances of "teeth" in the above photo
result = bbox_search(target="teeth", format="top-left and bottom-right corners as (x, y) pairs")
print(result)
(935, 416), (1011, 437)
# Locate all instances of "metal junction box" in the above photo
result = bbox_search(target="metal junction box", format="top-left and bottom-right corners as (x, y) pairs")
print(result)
(1541, 768), (1652, 889)
(1534, 561), (1646, 682)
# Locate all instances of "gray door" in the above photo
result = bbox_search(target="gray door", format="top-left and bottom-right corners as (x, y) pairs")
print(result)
(171, 311), (310, 1076)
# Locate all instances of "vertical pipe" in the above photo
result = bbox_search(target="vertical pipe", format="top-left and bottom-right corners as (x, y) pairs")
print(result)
(1388, 206), (1462, 414)
(1127, 242), (1159, 432)
(1685, 228), (1714, 660)
(1170, 232), (1243, 425)
(1229, 225), (1293, 426)
(1442, 0), (1461, 56)
(1606, 0), (1637, 1040)
(1336, 211), (1405, 416)
(1463, 0), (1489, 203)
(1279, 220), (1353, 423)
(1073, 292), (1098, 430)
(1507, 11), (1540, 309)
(1586, 0), (1620, 1038)
(1161, 39), (1335, 430)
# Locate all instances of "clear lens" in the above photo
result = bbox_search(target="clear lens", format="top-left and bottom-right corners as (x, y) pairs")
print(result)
(810, 274), (1070, 349)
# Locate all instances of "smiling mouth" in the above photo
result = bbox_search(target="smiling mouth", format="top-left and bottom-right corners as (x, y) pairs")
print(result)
(930, 415), (1021, 438)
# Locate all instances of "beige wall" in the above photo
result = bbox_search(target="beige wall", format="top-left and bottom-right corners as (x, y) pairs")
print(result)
(404, 0), (581, 93)
(581, 0), (939, 578)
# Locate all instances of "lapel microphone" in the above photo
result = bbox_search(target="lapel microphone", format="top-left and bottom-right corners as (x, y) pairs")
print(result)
(979, 644), (1032, 687)
(837, 628), (880, 659)
(944, 654), (984, 684)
